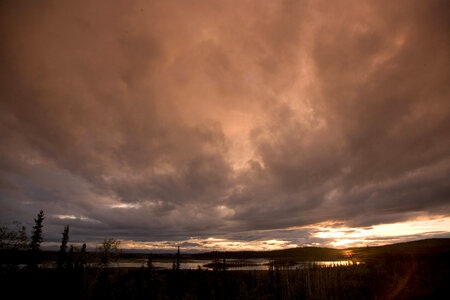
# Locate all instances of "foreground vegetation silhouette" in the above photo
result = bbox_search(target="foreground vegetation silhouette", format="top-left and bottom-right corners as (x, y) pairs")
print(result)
(1, 211), (449, 299)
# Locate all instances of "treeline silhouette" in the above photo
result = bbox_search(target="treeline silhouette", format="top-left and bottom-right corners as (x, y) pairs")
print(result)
(1, 210), (449, 299)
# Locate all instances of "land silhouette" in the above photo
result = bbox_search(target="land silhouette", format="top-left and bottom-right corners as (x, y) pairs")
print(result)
(1, 211), (449, 299)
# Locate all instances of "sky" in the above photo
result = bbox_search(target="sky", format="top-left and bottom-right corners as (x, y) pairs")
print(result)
(1, 0), (449, 251)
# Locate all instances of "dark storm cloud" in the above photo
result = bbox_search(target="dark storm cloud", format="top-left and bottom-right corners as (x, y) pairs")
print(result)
(0, 0), (449, 247)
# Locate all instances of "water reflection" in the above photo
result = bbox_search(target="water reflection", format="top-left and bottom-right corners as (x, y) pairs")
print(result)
(109, 259), (359, 270)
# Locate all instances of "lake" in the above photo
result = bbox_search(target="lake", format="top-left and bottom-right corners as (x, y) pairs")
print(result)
(105, 259), (359, 270)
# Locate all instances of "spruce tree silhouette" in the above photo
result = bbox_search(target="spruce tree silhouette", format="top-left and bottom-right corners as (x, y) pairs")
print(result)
(176, 246), (181, 271)
(67, 245), (74, 269)
(57, 225), (69, 269)
(28, 210), (44, 268)
(174, 246), (182, 299)
(78, 243), (87, 269)
(147, 252), (153, 272)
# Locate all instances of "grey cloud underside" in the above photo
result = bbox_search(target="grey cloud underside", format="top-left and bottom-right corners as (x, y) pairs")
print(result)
(0, 0), (449, 244)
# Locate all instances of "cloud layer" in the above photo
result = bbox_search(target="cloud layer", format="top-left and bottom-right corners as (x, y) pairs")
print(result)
(1, 0), (449, 248)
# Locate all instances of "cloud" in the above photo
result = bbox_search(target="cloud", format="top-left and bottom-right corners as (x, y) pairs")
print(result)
(0, 0), (449, 248)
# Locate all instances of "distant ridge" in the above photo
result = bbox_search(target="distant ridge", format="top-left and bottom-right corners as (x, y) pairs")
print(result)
(190, 238), (450, 260)
(351, 238), (450, 258)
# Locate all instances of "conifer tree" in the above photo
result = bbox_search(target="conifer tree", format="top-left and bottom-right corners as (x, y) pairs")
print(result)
(57, 225), (69, 269)
(147, 252), (153, 272)
(67, 245), (74, 269)
(176, 246), (181, 271)
(78, 243), (87, 269)
(28, 210), (44, 268)
(30, 210), (44, 252)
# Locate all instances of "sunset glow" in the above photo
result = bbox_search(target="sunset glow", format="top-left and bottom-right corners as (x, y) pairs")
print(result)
(309, 217), (450, 248)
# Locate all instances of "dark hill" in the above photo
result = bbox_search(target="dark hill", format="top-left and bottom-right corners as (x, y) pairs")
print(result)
(351, 238), (450, 259)
(190, 238), (450, 261)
